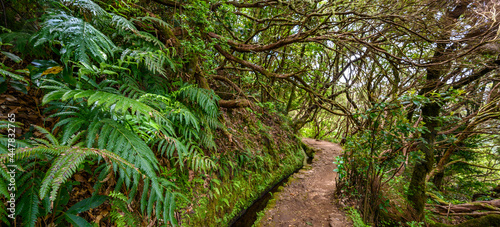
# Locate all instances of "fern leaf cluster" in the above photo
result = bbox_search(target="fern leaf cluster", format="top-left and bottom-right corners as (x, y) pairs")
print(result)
(0, 0), (223, 225)
(32, 11), (116, 65)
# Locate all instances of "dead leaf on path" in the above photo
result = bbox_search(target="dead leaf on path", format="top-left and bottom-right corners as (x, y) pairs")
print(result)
(33, 131), (43, 137)
(95, 214), (104, 224)
(188, 170), (194, 182)
(17, 112), (28, 119)
(28, 115), (39, 121)
(5, 95), (17, 102)
(8, 106), (20, 115)
(74, 174), (86, 183)
(95, 210), (109, 224)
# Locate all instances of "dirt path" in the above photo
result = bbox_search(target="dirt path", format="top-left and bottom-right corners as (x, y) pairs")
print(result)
(258, 138), (352, 227)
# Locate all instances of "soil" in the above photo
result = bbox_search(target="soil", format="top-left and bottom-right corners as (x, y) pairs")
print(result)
(258, 138), (352, 227)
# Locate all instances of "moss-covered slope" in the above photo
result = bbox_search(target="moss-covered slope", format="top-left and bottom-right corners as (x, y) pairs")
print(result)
(177, 107), (308, 226)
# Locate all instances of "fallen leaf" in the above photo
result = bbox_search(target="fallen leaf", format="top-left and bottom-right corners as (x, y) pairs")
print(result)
(8, 106), (20, 115)
(74, 174), (86, 183)
(5, 95), (17, 102)
(42, 66), (63, 75)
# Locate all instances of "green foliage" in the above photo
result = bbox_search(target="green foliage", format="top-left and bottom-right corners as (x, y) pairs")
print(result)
(185, 142), (305, 226)
(333, 156), (346, 180)
(13, 0), (500, 225)
(300, 110), (343, 142)
(0, 0), (223, 225)
(108, 192), (140, 227)
(32, 10), (116, 65)
(406, 221), (425, 227)
(0, 38), (29, 94)
(0, 123), (165, 225)
(430, 214), (500, 227)
(64, 195), (108, 226)
(338, 94), (428, 223)
(347, 207), (371, 227)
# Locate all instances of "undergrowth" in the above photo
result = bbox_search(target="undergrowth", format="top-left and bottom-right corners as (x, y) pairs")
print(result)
(347, 207), (371, 227)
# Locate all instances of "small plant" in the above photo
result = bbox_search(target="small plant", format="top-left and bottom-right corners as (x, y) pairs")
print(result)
(108, 192), (140, 227)
(347, 207), (371, 227)
(333, 156), (346, 180)
(406, 221), (424, 227)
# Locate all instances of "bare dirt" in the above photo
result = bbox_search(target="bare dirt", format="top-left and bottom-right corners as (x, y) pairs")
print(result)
(258, 138), (352, 227)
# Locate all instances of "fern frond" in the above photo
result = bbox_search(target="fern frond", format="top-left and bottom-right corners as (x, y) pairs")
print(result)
(0, 67), (28, 84)
(37, 147), (89, 200)
(147, 186), (156, 216)
(32, 125), (59, 146)
(32, 11), (116, 65)
(109, 191), (140, 227)
(120, 49), (173, 76)
(199, 129), (217, 150)
(5, 145), (137, 203)
(110, 13), (138, 33)
(0, 179), (8, 198)
(18, 178), (40, 227)
(0, 147), (59, 164)
(157, 136), (188, 162)
(177, 85), (220, 119)
(0, 31), (33, 54)
(119, 76), (146, 99)
(137, 16), (172, 31)
(0, 138), (31, 154)
(61, 118), (87, 144)
(140, 179), (149, 213)
(61, 0), (107, 17)
(89, 119), (166, 205)
(189, 151), (216, 172)
(42, 85), (177, 137)
(138, 31), (169, 50)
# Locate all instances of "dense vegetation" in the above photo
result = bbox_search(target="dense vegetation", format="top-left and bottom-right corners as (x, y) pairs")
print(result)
(0, 0), (499, 226)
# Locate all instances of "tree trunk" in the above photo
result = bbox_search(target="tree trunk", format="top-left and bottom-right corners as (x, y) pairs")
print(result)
(219, 99), (251, 108)
(285, 85), (295, 114)
(407, 88), (440, 221)
(432, 170), (445, 191)
(407, 43), (444, 220)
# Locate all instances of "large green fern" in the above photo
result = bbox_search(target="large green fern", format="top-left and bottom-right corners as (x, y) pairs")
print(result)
(0, 124), (179, 225)
(32, 11), (116, 65)
(1, 145), (135, 201)
(1, 0), (224, 225)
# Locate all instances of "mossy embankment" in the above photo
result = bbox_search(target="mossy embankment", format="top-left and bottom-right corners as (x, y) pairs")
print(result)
(430, 214), (500, 227)
(176, 106), (311, 226)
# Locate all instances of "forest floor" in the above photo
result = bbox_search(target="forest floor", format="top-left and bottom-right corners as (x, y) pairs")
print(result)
(258, 138), (352, 227)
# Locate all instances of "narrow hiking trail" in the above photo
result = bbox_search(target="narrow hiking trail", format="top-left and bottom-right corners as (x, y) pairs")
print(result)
(258, 138), (352, 227)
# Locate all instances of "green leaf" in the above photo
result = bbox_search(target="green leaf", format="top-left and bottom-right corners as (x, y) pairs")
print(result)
(66, 195), (107, 214)
(64, 213), (93, 227)
(18, 184), (40, 227)
(1, 51), (22, 63)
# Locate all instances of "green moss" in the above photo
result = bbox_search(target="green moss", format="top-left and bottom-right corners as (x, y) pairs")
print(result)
(298, 137), (315, 159)
(430, 214), (500, 227)
(252, 183), (283, 227)
(183, 145), (305, 226)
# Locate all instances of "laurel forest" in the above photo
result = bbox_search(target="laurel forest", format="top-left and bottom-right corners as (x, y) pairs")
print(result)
(0, 0), (499, 226)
